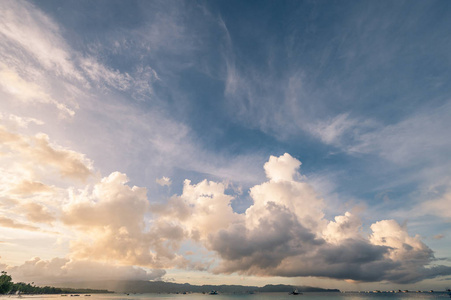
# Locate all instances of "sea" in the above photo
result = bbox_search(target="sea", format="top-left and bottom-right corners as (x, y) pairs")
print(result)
(1, 292), (451, 300)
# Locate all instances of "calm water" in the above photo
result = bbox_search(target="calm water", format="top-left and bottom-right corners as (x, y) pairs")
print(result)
(2, 293), (451, 300)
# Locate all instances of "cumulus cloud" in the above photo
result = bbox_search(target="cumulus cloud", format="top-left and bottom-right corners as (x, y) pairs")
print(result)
(263, 153), (302, 182)
(2, 149), (449, 284)
(62, 172), (188, 269)
(62, 172), (156, 265)
(4, 257), (165, 285)
(322, 211), (363, 244)
(152, 153), (451, 283)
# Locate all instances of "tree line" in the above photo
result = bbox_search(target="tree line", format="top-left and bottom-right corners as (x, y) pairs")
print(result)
(0, 271), (111, 294)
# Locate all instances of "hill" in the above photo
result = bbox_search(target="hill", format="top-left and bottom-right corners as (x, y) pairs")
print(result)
(54, 280), (340, 294)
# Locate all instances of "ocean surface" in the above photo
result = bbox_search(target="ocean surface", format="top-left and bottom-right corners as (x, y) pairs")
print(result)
(2, 292), (451, 300)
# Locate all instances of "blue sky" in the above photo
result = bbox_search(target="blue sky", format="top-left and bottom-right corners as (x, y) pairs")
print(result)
(0, 0), (451, 291)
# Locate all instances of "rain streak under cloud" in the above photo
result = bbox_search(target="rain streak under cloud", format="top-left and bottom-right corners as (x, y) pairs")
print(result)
(1, 0), (451, 291)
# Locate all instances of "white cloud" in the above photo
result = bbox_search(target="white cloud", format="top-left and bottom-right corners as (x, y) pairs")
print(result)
(80, 56), (132, 91)
(0, 64), (75, 117)
(418, 188), (451, 221)
(323, 212), (363, 244)
(309, 113), (358, 145)
(370, 220), (433, 263)
(0, 0), (83, 81)
(0, 113), (44, 129)
(346, 103), (451, 166)
(264, 153), (302, 182)
(156, 176), (172, 187)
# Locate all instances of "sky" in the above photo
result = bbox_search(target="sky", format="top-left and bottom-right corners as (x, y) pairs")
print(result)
(0, 0), (451, 292)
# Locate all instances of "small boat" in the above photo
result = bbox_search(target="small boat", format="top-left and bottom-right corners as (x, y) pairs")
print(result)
(289, 289), (302, 295)
(209, 291), (218, 295)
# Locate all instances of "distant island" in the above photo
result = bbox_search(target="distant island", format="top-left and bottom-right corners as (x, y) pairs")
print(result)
(53, 280), (340, 294)
(1, 271), (340, 294)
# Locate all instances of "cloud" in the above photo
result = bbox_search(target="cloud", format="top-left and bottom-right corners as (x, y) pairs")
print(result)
(4, 257), (165, 285)
(264, 153), (302, 182)
(421, 190), (451, 221)
(0, 0), (83, 81)
(1, 0), (269, 205)
(8, 180), (54, 196)
(62, 172), (156, 266)
(62, 172), (189, 269)
(370, 219), (433, 263)
(0, 64), (75, 117)
(209, 202), (323, 274)
(145, 154), (450, 283)
(309, 113), (355, 145)
(0, 126), (93, 182)
(1, 147), (449, 284)
(152, 153), (450, 283)
(433, 234), (444, 240)
(347, 103), (451, 165)
(322, 211), (363, 244)
(0, 0), (159, 116)
(0, 217), (40, 231)
(80, 56), (132, 91)
(156, 176), (172, 187)
(0, 113), (44, 129)
(0, 124), (93, 239)
(20, 202), (56, 224)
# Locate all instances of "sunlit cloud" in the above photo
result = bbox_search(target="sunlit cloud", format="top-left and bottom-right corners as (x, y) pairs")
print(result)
(0, 126), (93, 182)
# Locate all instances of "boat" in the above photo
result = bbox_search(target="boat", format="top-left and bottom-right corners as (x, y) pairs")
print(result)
(289, 289), (302, 295)
(209, 291), (218, 295)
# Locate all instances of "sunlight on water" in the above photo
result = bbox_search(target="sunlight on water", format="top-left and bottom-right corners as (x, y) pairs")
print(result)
(1, 293), (450, 300)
